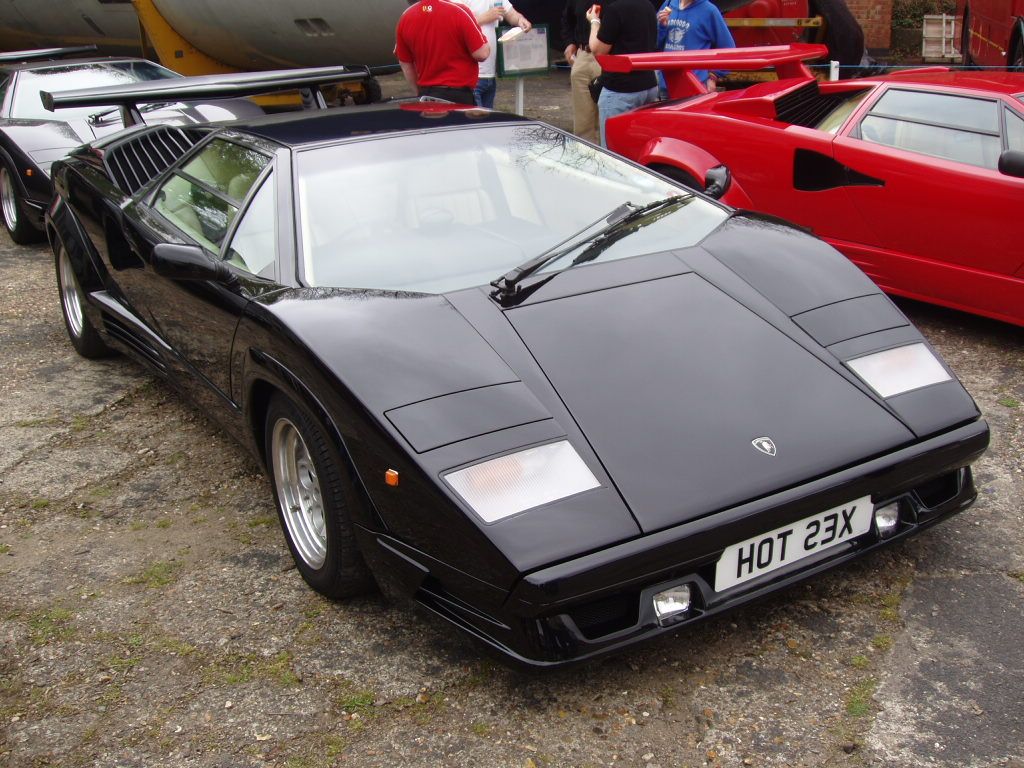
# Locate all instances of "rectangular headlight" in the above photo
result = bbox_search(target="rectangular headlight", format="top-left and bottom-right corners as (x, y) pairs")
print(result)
(444, 441), (600, 523)
(847, 343), (951, 399)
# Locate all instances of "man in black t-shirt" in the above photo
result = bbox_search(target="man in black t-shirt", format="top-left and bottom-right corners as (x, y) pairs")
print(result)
(586, 0), (659, 147)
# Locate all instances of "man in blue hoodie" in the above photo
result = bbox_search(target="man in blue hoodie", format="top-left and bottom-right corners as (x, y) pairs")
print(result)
(656, 0), (735, 90)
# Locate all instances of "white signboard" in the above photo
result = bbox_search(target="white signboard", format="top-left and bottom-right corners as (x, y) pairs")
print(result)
(497, 24), (550, 77)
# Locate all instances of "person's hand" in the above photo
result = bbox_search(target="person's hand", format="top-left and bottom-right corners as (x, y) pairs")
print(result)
(480, 7), (504, 23)
(707, 73), (719, 90)
(585, 5), (600, 23)
(518, 17), (532, 31)
(564, 43), (578, 62)
(657, 7), (671, 25)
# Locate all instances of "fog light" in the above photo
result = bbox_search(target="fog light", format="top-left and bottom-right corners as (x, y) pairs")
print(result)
(874, 502), (900, 538)
(653, 585), (691, 625)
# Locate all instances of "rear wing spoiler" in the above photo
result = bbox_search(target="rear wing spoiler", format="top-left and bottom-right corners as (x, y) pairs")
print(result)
(41, 64), (399, 126)
(597, 44), (828, 100)
(0, 45), (99, 64)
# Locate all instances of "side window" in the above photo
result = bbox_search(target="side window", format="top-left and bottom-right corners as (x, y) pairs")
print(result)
(0, 75), (10, 114)
(1006, 108), (1024, 152)
(154, 139), (269, 251)
(858, 89), (1001, 169)
(225, 173), (276, 278)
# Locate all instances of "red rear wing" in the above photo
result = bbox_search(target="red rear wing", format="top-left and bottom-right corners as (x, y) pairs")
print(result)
(597, 44), (829, 100)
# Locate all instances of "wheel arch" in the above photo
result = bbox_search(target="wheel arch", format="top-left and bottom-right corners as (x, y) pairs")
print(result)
(46, 196), (106, 293)
(242, 352), (389, 534)
(640, 137), (754, 207)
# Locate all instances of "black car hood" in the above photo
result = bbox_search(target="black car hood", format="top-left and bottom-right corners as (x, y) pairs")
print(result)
(1, 120), (83, 154)
(264, 216), (973, 556)
(505, 270), (914, 533)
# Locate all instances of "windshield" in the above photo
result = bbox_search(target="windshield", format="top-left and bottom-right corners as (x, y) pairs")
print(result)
(12, 61), (179, 120)
(296, 125), (728, 293)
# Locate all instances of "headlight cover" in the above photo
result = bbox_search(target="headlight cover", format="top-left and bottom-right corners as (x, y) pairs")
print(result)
(444, 441), (600, 523)
(29, 148), (71, 179)
(847, 343), (951, 399)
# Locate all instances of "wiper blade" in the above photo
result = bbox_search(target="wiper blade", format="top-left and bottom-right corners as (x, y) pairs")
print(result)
(490, 195), (690, 305)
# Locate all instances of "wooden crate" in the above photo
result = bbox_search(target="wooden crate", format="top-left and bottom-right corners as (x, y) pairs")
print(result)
(922, 14), (961, 62)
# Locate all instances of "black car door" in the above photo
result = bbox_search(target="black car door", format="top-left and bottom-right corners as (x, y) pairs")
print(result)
(118, 136), (280, 415)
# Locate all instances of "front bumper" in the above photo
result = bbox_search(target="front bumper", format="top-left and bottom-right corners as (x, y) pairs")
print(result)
(389, 419), (989, 668)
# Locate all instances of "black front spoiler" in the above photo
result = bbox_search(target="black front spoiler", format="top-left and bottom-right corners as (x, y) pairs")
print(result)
(410, 419), (989, 668)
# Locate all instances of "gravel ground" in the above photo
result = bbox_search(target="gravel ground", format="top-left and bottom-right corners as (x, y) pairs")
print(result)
(1, 72), (1023, 768)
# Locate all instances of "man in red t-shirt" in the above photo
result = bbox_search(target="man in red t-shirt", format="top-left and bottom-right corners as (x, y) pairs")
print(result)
(395, 0), (491, 105)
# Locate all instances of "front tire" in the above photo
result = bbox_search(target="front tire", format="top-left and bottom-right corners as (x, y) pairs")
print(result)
(648, 163), (700, 191)
(55, 242), (112, 359)
(0, 163), (42, 244)
(265, 393), (373, 599)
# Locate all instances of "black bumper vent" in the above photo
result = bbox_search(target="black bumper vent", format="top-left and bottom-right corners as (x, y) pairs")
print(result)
(568, 592), (639, 640)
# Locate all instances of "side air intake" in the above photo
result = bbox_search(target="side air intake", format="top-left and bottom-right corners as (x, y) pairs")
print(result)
(105, 126), (204, 195)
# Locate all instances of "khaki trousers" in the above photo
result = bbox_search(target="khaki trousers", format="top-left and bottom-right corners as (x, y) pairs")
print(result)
(570, 49), (601, 144)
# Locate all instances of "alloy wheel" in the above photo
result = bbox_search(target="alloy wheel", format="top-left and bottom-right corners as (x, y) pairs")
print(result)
(0, 167), (18, 233)
(58, 246), (85, 338)
(272, 417), (327, 569)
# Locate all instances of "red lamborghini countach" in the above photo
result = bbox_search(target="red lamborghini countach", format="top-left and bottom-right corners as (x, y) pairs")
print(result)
(602, 45), (1024, 327)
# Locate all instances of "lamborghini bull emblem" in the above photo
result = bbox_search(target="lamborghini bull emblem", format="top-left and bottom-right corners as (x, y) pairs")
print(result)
(752, 437), (777, 456)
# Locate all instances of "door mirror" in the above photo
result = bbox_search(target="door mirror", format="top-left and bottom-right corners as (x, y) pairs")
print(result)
(998, 149), (1024, 178)
(152, 243), (237, 287)
(703, 165), (731, 200)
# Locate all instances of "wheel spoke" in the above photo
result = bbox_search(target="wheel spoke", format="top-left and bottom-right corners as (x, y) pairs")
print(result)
(58, 248), (84, 338)
(272, 417), (328, 570)
(0, 168), (18, 233)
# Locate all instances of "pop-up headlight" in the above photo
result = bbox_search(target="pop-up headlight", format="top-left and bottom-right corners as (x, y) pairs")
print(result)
(847, 343), (951, 399)
(29, 148), (71, 179)
(444, 441), (600, 523)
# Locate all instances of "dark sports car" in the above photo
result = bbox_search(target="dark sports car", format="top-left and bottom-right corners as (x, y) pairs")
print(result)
(601, 45), (1024, 327)
(43, 70), (989, 667)
(0, 46), (263, 244)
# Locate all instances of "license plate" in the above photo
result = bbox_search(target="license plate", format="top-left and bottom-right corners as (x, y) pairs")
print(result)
(715, 496), (873, 592)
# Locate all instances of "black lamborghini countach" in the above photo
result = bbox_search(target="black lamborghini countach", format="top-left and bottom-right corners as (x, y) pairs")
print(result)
(42, 69), (989, 667)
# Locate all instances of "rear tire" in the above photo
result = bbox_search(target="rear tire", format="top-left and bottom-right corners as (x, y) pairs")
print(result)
(810, 0), (866, 74)
(1011, 22), (1024, 71)
(265, 393), (373, 599)
(55, 242), (113, 359)
(0, 163), (42, 245)
(961, 6), (974, 66)
(353, 77), (383, 105)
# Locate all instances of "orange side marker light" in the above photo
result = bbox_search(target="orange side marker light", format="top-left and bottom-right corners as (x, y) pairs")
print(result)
(385, 469), (400, 487)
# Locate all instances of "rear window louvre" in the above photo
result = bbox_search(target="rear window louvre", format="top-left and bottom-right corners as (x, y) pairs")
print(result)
(105, 126), (204, 194)
(774, 81), (849, 128)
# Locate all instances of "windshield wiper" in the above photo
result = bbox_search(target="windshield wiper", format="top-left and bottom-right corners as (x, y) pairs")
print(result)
(490, 195), (690, 305)
(87, 101), (167, 126)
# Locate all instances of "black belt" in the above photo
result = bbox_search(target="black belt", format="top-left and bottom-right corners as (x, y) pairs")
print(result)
(418, 85), (476, 105)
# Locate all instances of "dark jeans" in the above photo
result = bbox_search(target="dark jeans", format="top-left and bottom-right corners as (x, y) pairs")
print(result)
(473, 77), (497, 109)
(418, 85), (476, 105)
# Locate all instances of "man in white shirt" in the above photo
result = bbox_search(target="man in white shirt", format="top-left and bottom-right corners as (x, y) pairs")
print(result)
(455, 0), (532, 108)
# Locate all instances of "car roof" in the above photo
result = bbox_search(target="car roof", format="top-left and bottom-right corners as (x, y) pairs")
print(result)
(0, 56), (160, 75)
(230, 100), (530, 147)
(870, 70), (1024, 98)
